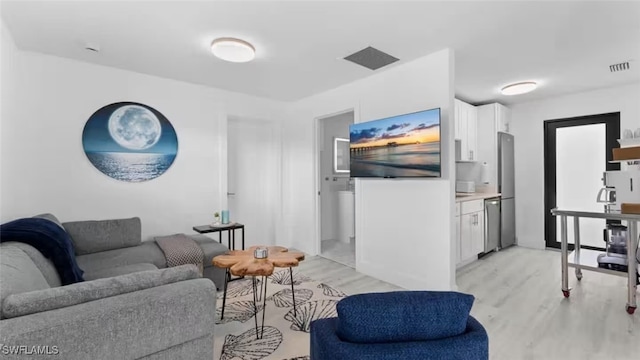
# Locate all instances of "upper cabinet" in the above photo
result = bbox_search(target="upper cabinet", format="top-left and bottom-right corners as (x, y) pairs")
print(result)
(495, 103), (510, 133)
(477, 102), (510, 136)
(477, 103), (511, 188)
(454, 99), (478, 161)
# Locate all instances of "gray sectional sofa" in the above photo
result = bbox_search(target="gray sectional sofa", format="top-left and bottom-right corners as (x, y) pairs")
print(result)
(0, 214), (230, 359)
(41, 213), (229, 288)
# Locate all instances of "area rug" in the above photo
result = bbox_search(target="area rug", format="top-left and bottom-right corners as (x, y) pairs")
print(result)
(214, 269), (347, 360)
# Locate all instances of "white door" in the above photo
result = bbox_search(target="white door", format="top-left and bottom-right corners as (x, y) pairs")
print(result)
(227, 117), (279, 248)
(556, 124), (606, 248)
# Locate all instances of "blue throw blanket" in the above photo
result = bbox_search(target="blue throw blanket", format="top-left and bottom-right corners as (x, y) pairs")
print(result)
(0, 218), (84, 285)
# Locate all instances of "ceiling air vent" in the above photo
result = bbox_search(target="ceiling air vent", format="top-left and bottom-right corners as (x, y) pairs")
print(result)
(344, 46), (399, 71)
(609, 61), (630, 72)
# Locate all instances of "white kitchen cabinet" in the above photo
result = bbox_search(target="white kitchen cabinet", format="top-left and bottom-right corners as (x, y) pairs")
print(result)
(454, 99), (478, 161)
(466, 106), (478, 161)
(472, 211), (485, 255)
(457, 102), (467, 160)
(454, 101), (460, 141)
(460, 211), (484, 263)
(460, 213), (474, 261)
(455, 214), (461, 264)
(457, 199), (485, 266)
(477, 103), (511, 188)
(496, 104), (510, 133)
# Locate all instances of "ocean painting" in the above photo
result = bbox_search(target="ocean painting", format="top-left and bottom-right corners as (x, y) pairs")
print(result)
(82, 102), (178, 182)
(349, 108), (441, 177)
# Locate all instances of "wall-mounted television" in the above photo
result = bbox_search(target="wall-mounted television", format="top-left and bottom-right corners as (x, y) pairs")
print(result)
(349, 108), (441, 178)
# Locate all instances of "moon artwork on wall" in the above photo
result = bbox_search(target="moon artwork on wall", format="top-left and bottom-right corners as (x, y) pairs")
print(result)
(82, 102), (178, 182)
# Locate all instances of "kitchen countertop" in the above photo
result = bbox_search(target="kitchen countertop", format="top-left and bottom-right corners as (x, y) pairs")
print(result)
(455, 192), (501, 202)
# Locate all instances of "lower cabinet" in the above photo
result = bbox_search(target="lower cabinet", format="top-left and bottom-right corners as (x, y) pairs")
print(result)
(456, 200), (485, 267)
(455, 214), (461, 264)
(472, 211), (485, 255)
(460, 213), (473, 261)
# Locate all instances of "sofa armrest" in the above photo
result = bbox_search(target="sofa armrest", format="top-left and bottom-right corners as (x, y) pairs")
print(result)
(0, 278), (216, 360)
(2, 265), (199, 319)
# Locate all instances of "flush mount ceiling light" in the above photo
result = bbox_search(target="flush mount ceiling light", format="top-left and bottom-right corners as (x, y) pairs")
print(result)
(210, 37), (255, 63)
(501, 81), (538, 96)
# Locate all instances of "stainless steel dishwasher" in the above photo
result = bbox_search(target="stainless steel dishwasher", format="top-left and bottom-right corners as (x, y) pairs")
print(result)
(484, 197), (501, 252)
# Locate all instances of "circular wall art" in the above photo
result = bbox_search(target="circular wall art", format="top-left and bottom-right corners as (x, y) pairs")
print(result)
(82, 102), (178, 182)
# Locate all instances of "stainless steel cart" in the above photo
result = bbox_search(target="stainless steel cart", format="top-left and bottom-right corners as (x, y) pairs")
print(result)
(551, 209), (640, 314)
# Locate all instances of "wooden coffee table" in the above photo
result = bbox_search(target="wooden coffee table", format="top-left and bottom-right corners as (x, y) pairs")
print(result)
(212, 246), (305, 339)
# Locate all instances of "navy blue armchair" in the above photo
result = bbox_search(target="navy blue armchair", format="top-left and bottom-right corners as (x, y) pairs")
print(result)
(310, 291), (488, 360)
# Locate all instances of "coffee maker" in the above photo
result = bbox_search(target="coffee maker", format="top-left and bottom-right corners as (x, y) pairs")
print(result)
(596, 170), (640, 212)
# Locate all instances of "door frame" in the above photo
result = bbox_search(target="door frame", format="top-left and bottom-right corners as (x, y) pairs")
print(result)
(543, 112), (620, 249)
(314, 108), (356, 257)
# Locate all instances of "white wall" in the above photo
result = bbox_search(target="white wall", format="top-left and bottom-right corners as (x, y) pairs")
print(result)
(456, 161), (484, 184)
(0, 46), (286, 240)
(511, 83), (640, 249)
(283, 49), (456, 290)
(0, 21), (18, 209)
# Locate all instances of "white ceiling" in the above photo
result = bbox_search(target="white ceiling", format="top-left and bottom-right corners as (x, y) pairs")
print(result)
(2, 1), (639, 104)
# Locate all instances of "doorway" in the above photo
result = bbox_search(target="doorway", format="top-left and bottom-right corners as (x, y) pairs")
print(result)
(544, 112), (620, 249)
(316, 110), (355, 267)
(227, 116), (280, 248)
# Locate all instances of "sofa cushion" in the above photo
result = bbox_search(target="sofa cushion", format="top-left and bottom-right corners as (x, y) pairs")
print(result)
(3, 242), (61, 287)
(76, 241), (167, 272)
(62, 217), (142, 255)
(2, 265), (200, 319)
(311, 316), (489, 360)
(336, 291), (475, 343)
(0, 245), (51, 318)
(84, 263), (158, 281)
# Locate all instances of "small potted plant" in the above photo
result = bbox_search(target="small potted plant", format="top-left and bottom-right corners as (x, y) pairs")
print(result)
(212, 212), (221, 226)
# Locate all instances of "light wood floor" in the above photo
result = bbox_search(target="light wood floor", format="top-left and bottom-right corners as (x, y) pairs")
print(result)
(320, 238), (355, 268)
(298, 246), (640, 360)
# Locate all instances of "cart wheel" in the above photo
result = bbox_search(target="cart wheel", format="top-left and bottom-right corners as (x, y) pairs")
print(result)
(562, 290), (570, 298)
(626, 306), (636, 315)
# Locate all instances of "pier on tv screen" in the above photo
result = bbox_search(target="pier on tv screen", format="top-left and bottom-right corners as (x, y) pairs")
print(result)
(349, 108), (441, 178)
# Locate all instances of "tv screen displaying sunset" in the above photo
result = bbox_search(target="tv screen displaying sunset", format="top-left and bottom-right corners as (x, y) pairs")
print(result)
(349, 108), (441, 177)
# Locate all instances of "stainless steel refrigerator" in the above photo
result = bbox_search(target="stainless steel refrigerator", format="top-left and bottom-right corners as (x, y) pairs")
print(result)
(498, 132), (516, 248)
